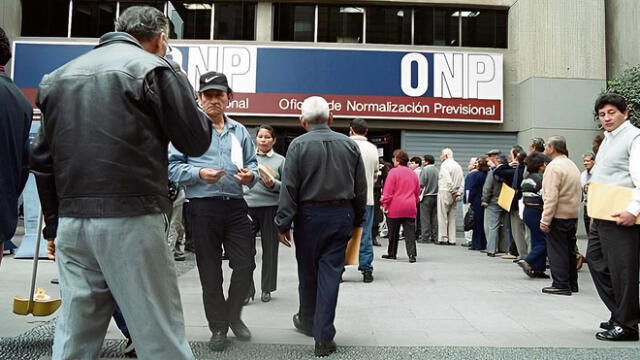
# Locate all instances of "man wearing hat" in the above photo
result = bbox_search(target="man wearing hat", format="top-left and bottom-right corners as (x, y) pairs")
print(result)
(169, 71), (259, 351)
(481, 149), (506, 255)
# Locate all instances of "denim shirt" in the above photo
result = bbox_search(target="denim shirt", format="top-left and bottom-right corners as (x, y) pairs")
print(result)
(168, 116), (258, 199)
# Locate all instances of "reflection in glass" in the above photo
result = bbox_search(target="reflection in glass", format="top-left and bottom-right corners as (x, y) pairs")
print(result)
(168, 1), (211, 39)
(214, 2), (256, 40)
(318, 5), (363, 43)
(273, 3), (315, 42)
(71, 1), (117, 38)
(366, 6), (412, 44)
(21, 0), (70, 37)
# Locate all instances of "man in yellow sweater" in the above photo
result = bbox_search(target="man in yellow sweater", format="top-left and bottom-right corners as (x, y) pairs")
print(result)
(540, 136), (582, 296)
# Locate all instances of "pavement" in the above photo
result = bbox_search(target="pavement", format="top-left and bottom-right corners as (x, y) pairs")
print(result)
(1, 231), (640, 359)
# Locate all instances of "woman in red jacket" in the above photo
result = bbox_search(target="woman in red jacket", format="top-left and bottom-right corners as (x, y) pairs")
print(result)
(381, 149), (421, 263)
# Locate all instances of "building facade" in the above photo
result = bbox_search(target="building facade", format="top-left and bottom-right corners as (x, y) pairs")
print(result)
(0, 0), (637, 165)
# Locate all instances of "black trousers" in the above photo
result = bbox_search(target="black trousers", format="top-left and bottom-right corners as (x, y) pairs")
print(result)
(294, 203), (353, 342)
(587, 219), (640, 330)
(387, 217), (417, 258)
(583, 204), (591, 237)
(248, 206), (280, 293)
(546, 218), (578, 290)
(188, 198), (256, 331)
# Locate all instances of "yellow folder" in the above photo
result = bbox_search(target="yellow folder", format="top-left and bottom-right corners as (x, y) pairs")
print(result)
(497, 182), (516, 211)
(345, 227), (363, 265)
(587, 182), (640, 224)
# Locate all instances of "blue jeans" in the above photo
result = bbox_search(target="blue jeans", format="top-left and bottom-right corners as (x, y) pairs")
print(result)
(523, 207), (546, 273)
(358, 206), (374, 272)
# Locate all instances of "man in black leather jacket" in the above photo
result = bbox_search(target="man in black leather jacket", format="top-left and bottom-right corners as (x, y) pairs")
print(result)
(30, 7), (211, 359)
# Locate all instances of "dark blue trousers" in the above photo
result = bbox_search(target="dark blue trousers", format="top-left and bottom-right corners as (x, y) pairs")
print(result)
(294, 203), (354, 342)
(523, 207), (547, 273)
(470, 201), (486, 250)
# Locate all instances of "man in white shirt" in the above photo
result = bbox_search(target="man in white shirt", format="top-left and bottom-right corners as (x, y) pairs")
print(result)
(437, 148), (464, 245)
(586, 93), (640, 341)
(349, 118), (379, 283)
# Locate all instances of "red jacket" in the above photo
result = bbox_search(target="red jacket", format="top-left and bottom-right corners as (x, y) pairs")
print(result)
(381, 165), (420, 219)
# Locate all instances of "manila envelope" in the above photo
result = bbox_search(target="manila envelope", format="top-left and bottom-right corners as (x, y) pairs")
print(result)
(587, 182), (640, 224)
(497, 182), (516, 211)
(345, 227), (363, 265)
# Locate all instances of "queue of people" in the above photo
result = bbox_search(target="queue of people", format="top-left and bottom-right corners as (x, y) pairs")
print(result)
(1, 6), (639, 360)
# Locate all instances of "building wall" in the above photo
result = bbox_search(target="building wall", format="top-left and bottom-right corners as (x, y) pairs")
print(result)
(605, 0), (640, 79)
(0, 0), (22, 74)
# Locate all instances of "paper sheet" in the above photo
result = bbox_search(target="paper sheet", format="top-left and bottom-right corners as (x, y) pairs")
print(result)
(587, 182), (640, 224)
(230, 134), (244, 171)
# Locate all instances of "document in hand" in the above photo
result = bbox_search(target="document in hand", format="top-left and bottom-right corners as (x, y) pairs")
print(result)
(345, 227), (363, 265)
(587, 182), (640, 224)
(497, 182), (516, 211)
(230, 135), (244, 171)
(258, 164), (276, 183)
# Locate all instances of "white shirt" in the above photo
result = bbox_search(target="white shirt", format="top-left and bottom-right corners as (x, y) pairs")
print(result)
(350, 135), (379, 206)
(604, 121), (640, 215)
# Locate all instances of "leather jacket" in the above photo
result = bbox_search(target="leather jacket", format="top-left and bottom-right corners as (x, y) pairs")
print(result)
(30, 32), (212, 238)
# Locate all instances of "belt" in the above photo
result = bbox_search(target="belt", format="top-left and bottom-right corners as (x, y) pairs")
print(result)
(301, 199), (350, 206)
(209, 196), (241, 201)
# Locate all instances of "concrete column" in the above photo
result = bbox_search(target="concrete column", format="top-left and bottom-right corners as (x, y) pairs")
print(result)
(508, 0), (605, 164)
(255, 2), (272, 42)
(605, 0), (640, 79)
(0, 0), (22, 75)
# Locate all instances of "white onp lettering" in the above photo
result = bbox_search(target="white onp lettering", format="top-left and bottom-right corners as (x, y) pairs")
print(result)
(400, 53), (429, 97)
(433, 52), (463, 98)
(468, 54), (495, 99)
(223, 47), (251, 91)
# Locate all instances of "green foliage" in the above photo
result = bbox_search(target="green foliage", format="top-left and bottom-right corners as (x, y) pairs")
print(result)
(605, 65), (640, 127)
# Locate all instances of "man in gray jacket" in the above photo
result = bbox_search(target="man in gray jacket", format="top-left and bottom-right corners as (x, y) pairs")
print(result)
(419, 154), (439, 243)
(481, 150), (506, 256)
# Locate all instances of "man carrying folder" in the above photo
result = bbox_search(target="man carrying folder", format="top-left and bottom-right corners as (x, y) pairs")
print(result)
(586, 93), (640, 341)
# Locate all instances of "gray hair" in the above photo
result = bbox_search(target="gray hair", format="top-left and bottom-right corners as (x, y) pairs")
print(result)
(441, 148), (454, 159)
(115, 6), (169, 42)
(547, 136), (569, 156)
(301, 96), (330, 124)
(582, 152), (595, 160)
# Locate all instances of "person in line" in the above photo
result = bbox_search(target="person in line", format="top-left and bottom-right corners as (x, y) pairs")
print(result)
(168, 181), (187, 261)
(464, 156), (488, 251)
(418, 154), (439, 244)
(481, 150), (505, 256)
(539, 136), (581, 296)
(0, 26), (32, 266)
(462, 157), (478, 246)
(529, 138), (545, 154)
(437, 148), (464, 245)
(349, 118), (379, 283)
(381, 149), (420, 262)
(275, 96), (366, 357)
(410, 156), (423, 239)
(580, 152), (595, 234)
(517, 152), (551, 279)
(244, 124), (285, 303)
(587, 93), (640, 341)
(169, 71), (258, 351)
(30, 7), (211, 359)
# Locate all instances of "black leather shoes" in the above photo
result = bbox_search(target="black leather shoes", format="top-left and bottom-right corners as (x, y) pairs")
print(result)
(571, 284), (579, 293)
(596, 326), (639, 341)
(314, 340), (337, 357)
(362, 271), (373, 283)
(600, 320), (615, 330)
(517, 260), (534, 278)
(208, 328), (227, 351)
(409, 256), (416, 263)
(261, 291), (271, 302)
(229, 319), (251, 341)
(381, 254), (397, 260)
(293, 313), (313, 337)
(542, 286), (571, 296)
(487, 252), (497, 257)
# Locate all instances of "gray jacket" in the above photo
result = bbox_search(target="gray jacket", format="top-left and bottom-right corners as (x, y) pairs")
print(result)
(482, 168), (502, 204)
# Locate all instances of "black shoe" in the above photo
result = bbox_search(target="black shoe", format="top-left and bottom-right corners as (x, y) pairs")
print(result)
(293, 313), (313, 337)
(409, 256), (416, 263)
(229, 319), (251, 341)
(243, 289), (255, 306)
(542, 286), (571, 296)
(314, 340), (337, 357)
(50, 278), (59, 285)
(532, 272), (550, 279)
(381, 254), (397, 260)
(487, 252), (497, 257)
(517, 260), (534, 278)
(362, 271), (373, 283)
(208, 329), (227, 351)
(600, 320), (615, 330)
(372, 240), (382, 247)
(261, 291), (271, 303)
(596, 326), (639, 341)
(571, 285), (579, 293)
(123, 337), (136, 358)
(174, 253), (186, 261)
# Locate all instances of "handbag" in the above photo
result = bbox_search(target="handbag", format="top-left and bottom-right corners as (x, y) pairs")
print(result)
(463, 206), (475, 231)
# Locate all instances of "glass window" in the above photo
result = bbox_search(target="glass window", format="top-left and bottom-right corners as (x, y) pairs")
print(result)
(119, 1), (166, 14)
(214, 2), (256, 40)
(273, 3), (315, 42)
(21, 0), (70, 37)
(366, 6), (411, 45)
(414, 7), (459, 46)
(317, 5), (363, 43)
(71, 1), (117, 38)
(461, 9), (502, 48)
(495, 10), (508, 48)
(167, 1), (212, 39)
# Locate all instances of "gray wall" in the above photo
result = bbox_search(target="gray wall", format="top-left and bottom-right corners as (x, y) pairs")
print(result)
(605, 0), (640, 79)
(0, 0), (21, 74)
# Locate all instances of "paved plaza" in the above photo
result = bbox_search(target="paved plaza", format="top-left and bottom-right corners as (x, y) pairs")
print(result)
(1, 232), (639, 359)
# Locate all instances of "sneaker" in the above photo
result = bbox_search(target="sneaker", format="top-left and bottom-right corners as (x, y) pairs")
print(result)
(362, 271), (373, 283)
(501, 253), (517, 260)
(123, 337), (136, 358)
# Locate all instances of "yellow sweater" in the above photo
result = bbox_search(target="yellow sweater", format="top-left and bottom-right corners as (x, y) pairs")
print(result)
(541, 155), (582, 225)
